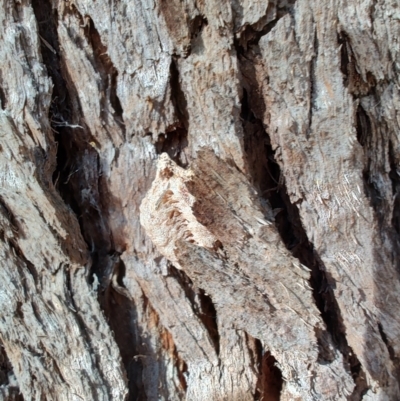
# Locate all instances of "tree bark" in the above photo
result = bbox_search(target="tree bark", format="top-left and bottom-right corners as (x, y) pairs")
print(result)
(0, 0), (400, 400)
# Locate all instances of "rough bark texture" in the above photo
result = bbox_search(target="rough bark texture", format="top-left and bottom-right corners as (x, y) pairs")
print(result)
(0, 0), (399, 400)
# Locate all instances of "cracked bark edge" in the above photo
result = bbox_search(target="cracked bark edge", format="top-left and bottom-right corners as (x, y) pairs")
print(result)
(140, 150), (355, 400)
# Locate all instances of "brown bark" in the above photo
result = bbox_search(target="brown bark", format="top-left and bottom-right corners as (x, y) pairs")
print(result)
(0, 0), (399, 400)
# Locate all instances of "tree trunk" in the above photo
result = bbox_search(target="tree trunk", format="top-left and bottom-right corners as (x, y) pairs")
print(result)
(1, 0), (399, 400)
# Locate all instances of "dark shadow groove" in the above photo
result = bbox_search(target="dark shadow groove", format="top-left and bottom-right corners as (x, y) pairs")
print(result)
(338, 31), (351, 88)
(356, 104), (372, 148)
(168, 265), (220, 355)
(0, 345), (23, 401)
(155, 128), (189, 167)
(0, 85), (6, 110)
(248, 336), (282, 401)
(352, 62), (400, 390)
(378, 323), (394, 360)
(197, 289), (220, 356)
(190, 15), (208, 41)
(31, 0), (78, 194)
(378, 323), (400, 382)
(0, 342), (18, 390)
(307, 28), (318, 139)
(98, 257), (141, 401)
(85, 15), (126, 135)
(356, 105), (387, 228)
(170, 58), (189, 132)
(31, 2), (137, 398)
(1, 195), (38, 285)
(32, 0), (119, 296)
(337, 31), (376, 97)
(235, 0), (296, 52)
(238, 50), (368, 397)
(389, 141), (400, 236)
(155, 58), (189, 167)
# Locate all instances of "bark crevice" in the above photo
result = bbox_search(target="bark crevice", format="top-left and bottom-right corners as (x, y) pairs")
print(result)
(83, 14), (126, 136)
(154, 58), (189, 167)
(234, 0), (296, 51)
(32, 3), (135, 394)
(251, 338), (282, 401)
(189, 15), (208, 50)
(388, 141), (400, 237)
(238, 56), (368, 396)
(338, 31), (377, 97)
(0, 344), (17, 388)
(31, 0), (78, 193)
(0, 84), (6, 110)
(307, 27), (317, 139)
(168, 266), (220, 356)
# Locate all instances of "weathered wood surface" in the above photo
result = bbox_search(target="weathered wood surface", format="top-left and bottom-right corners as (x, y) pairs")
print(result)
(0, 0), (399, 400)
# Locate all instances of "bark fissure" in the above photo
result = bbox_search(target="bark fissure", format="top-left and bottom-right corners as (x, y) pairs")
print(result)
(239, 64), (368, 396)
(0, 341), (24, 401)
(252, 338), (282, 401)
(0, 197), (21, 238)
(356, 104), (371, 148)
(377, 322), (400, 381)
(235, 0), (296, 51)
(307, 28), (317, 139)
(133, 289), (188, 401)
(196, 289), (219, 356)
(155, 58), (189, 167)
(356, 98), (400, 280)
(0, 196), (39, 284)
(55, 142), (135, 397)
(388, 141), (400, 238)
(168, 266), (220, 356)
(338, 31), (377, 98)
(7, 237), (38, 287)
(31, 0), (77, 194)
(32, 3), (135, 396)
(98, 259), (138, 401)
(189, 15), (208, 48)
(0, 85), (6, 110)
(83, 14), (126, 136)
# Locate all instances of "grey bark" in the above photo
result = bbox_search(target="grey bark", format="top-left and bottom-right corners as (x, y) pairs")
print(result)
(0, 0), (399, 400)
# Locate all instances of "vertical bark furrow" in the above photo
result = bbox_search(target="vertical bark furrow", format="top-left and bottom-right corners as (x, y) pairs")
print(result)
(36, 8), (139, 393)
(154, 57), (189, 166)
(60, 3), (126, 137)
(246, 335), (283, 401)
(0, 86), (7, 111)
(255, 0), (400, 397)
(0, 343), (22, 401)
(234, 0), (297, 52)
(0, 1), (128, 399)
(167, 266), (220, 356)
(344, 13), (400, 380)
(84, 14), (126, 136)
(239, 64), (367, 396)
